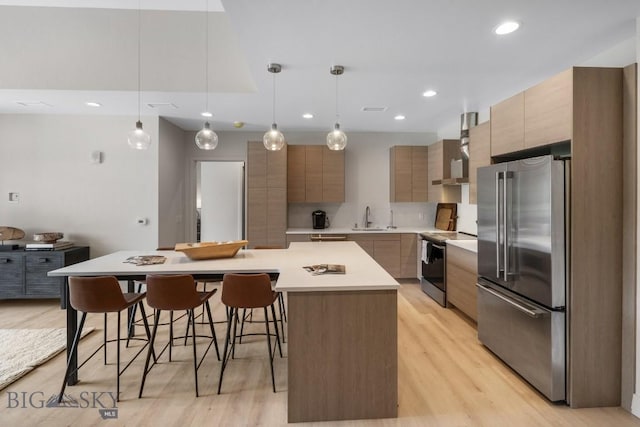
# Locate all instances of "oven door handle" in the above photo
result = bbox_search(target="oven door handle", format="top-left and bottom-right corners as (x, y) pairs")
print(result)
(476, 282), (546, 318)
(431, 243), (445, 251)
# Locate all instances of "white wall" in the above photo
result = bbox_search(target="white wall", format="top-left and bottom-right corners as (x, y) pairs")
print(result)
(0, 114), (159, 257)
(157, 117), (186, 248)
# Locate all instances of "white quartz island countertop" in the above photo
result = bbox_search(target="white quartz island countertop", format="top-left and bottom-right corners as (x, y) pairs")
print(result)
(49, 241), (400, 293)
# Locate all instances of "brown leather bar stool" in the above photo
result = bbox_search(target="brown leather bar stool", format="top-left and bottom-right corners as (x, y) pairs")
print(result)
(57, 276), (153, 403)
(218, 273), (282, 394)
(250, 245), (287, 342)
(139, 274), (220, 398)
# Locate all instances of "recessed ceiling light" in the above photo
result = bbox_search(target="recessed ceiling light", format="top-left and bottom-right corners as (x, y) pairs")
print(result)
(394, 115), (406, 121)
(494, 21), (520, 35)
(85, 102), (101, 107)
(422, 90), (437, 98)
(302, 113), (314, 119)
(201, 111), (213, 118)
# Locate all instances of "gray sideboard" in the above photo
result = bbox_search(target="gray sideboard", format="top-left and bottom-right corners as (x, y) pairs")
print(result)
(0, 246), (90, 301)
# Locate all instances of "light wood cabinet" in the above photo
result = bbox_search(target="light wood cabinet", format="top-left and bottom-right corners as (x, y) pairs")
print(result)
(287, 145), (345, 203)
(390, 146), (428, 202)
(348, 233), (417, 279)
(524, 68), (572, 148)
(427, 139), (462, 203)
(446, 245), (478, 322)
(490, 92), (524, 156)
(287, 145), (306, 202)
(400, 233), (418, 278)
(323, 148), (345, 202)
(468, 121), (491, 204)
(246, 141), (287, 248)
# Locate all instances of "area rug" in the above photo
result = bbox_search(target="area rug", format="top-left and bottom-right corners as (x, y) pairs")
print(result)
(0, 328), (94, 390)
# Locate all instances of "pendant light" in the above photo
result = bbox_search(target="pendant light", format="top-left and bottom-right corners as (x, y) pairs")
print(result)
(263, 63), (285, 151)
(326, 65), (347, 151)
(195, 0), (219, 150)
(127, 0), (151, 150)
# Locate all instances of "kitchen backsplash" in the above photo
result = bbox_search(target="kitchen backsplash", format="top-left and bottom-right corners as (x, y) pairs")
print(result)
(287, 186), (477, 234)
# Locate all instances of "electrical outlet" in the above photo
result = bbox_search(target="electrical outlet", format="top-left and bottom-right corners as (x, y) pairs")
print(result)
(8, 192), (19, 202)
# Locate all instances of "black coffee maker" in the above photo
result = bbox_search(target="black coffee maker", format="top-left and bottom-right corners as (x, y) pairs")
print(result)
(312, 210), (329, 229)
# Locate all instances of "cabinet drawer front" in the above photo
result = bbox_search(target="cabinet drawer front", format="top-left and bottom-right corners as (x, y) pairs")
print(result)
(0, 255), (25, 295)
(26, 254), (63, 284)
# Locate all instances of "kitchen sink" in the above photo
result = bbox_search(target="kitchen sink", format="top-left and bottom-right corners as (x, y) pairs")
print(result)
(351, 227), (385, 231)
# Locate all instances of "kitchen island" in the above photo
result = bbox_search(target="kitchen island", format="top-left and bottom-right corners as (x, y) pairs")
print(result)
(49, 241), (399, 423)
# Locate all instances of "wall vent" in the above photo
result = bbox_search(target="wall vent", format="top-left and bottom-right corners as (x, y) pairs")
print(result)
(361, 106), (387, 112)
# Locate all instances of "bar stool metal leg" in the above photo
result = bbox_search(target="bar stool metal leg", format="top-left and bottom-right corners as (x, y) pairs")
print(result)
(263, 307), (276, 393)
(58, 312), (87, 403)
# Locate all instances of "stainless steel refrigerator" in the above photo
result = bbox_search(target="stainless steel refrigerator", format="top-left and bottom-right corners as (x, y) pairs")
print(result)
(477, 155), (569, 402)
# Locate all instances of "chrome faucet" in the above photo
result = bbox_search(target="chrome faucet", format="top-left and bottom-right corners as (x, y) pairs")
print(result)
(365, 206), (372, 228)
(388, 209), (397, 229)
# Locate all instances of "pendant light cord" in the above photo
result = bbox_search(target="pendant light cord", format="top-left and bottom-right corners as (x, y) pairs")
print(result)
(137, 0), (141, 122)
(335, 73), (339, 123)
(205, 0), (209, 114)
(272, 71), (276, 125)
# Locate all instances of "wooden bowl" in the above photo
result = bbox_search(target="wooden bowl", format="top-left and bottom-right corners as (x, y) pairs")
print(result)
(33, 232), (64, 243)
(174, 240), (249, 260)
(0, 226), (25, 241)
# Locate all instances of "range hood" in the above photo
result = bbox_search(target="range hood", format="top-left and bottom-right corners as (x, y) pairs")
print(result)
(460, 112), (478, 160)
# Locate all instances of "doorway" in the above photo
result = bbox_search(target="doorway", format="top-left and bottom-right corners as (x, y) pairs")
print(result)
(197, 161), (245, 242)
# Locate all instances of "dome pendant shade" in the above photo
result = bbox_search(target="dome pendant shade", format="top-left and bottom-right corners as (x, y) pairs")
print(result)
(263, 123), (285, 151)
(326, 123), (347, 151)
(195, 122), (219, 150)
(127, 120), (151, 150)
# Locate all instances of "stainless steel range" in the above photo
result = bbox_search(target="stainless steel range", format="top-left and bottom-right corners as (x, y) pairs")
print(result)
(419, 231), (476, 306)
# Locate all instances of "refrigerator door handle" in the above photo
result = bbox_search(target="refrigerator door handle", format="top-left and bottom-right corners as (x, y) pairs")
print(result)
(495, 171), (502, 278)
(476, 283), (546, 318)
(503, 171), (511, 281)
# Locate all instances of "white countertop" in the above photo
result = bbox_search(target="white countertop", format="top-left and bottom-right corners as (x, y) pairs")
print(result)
(446, 239), (478, 253)
(49, 241), (400, 293)
(287, 227), (440, 234)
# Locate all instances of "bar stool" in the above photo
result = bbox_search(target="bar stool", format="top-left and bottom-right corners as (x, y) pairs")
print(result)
(248, 246), (287, 342)
(57, 276), (153, 403)
(139, 274), (220, 398)
(218, 273), (282, 394)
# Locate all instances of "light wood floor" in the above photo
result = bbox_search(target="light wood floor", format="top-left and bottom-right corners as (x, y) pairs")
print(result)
(0, 282), (638, 426)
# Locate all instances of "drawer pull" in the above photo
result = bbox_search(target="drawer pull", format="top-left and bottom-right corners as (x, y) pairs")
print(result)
(0, 258), (9, 263)
(37, 258), (49, 263)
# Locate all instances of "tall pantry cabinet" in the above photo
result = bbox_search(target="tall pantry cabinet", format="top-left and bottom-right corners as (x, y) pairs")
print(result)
(246, 141), (287, 248)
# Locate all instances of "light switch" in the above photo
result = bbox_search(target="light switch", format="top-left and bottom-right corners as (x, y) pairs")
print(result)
(8, 192), (19, 202)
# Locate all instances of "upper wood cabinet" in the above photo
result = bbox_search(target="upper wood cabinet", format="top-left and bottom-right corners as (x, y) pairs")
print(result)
(524, 68), (572, 148)
(287, 145), (345, 203)
(427, 139), (462, 203)
(468, 121), (491, 204)
(491, 92), (524, 156)
(246, 141), (287, 248)
(389, 146), (428, 202)
(490, 68), (586, 157)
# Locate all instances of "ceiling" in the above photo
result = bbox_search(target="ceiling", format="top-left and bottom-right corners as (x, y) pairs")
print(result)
(0, 0), (638, 133)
